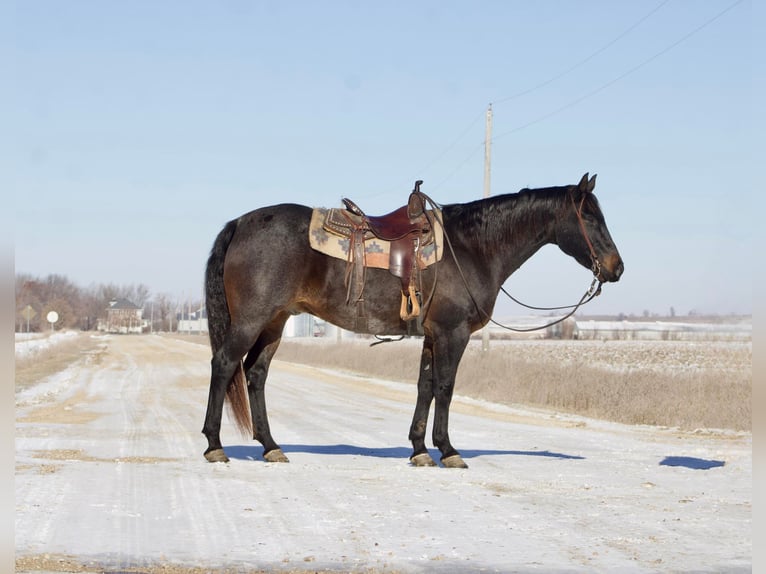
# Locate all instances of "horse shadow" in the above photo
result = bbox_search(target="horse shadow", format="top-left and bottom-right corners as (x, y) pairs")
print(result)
(659, 456), (725, 470)
(223, 446), (726, 470)
(224, 443), (585, 462)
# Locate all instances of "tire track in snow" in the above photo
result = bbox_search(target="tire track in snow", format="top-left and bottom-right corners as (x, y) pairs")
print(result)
(15, 335), (752, 573)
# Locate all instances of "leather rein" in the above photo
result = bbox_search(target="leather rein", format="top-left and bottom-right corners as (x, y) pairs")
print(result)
(424, 189), (604, 334)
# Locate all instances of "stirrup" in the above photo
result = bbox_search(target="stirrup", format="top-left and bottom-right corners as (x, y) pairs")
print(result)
(399, 285), (421, 322)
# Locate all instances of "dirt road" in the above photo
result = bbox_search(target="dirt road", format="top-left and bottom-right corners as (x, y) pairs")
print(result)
(15, 335), (751, 572)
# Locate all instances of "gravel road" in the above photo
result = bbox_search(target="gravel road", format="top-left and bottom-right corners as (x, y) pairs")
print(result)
(15, 334), (751, 573)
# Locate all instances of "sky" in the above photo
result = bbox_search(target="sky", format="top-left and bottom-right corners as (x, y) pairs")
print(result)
(7, 0), (756, 318)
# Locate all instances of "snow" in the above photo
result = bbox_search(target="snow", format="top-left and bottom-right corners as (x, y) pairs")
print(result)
(15, 335), (751, 573)
(14, 330), (79, 360)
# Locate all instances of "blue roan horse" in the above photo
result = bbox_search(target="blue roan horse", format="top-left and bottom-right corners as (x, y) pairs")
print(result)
(202, 173), (624, 468)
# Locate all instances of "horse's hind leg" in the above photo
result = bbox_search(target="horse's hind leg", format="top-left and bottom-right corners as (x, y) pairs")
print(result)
(202, 328), (258, 462)
(244, 313), (290, 463)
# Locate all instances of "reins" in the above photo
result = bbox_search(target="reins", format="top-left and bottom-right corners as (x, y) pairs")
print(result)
(494, 277), (601, 333)
(372, 186), (604, 344)
(420, 189), (604, 334)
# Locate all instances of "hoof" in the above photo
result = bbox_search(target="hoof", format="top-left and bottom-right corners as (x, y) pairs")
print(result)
(410, 452), (437, 467)
(263, 448), (290, 463)
(442, 454), (468, 469)
(204, 449), (229, 463)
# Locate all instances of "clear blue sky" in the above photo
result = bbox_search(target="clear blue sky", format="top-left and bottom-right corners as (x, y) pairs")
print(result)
(8, 1), (754, 317)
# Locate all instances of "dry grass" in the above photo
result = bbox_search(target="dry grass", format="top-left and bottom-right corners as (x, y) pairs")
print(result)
(274, 338), (751, 432)
(15, 554), (372, 574)
(115, 333), (753, 432)
(15, 333), (107, 392)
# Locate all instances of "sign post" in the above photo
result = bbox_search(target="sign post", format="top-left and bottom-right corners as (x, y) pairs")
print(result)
(22, 305), (36, 333)
(46, 311), (59, 333)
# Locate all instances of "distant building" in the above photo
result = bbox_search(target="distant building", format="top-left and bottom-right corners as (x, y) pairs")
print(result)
(284, 314), (319, 337)
(546, 316), (578, 340)
(177, 306), (208, 333)
(99, 298), (146, 334)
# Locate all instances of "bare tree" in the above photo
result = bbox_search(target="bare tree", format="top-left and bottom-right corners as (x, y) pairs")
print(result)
(15, 273), (154, 332)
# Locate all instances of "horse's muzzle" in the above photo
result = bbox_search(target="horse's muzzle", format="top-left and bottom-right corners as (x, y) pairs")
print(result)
(601, 253), (624, 282)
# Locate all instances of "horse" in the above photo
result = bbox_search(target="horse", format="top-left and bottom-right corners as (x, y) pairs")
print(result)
(201, 173), (624, 468)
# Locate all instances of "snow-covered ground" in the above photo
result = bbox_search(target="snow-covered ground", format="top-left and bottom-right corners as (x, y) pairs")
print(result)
(15, 334), (751, 573)
(14, 330), (79, 360)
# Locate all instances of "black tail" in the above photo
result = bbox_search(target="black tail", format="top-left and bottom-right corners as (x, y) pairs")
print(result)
(206, 218), (238, 353)
(205, 218), (252, 437)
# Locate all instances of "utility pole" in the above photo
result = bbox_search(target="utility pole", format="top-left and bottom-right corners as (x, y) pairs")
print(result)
(482, 103), (493, 352)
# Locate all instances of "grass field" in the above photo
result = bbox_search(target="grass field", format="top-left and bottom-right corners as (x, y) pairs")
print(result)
(16, 332), (751, 432)
(14, 333), (107, 392)
(274, 337), (752, 432)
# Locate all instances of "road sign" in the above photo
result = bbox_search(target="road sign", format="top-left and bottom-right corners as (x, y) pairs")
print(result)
(47, 310), (59, 332)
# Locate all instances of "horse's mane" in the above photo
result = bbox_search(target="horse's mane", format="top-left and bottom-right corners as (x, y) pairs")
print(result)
(442, 186), (571, 254)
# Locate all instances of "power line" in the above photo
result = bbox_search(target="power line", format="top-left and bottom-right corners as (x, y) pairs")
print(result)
(492, 0), (745, 142)
(429, 0), (745, 190)
(413, 108), (485, 181)
(494, 0), (671, 105)
(430, 140), (484, 192)
(421, 1), (672, 189)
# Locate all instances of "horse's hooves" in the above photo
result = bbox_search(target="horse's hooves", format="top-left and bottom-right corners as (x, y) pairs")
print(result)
(410, 452), (438, 467)
(204, 449), (229, 463)
(264, 448), (290, 463)
(442, 454), (468, 469)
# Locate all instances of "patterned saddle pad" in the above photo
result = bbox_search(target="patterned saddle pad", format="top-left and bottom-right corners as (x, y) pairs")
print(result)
(308, 207), (444, 270)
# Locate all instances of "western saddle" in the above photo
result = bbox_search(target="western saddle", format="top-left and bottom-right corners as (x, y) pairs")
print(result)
(337, 180), (433, 333)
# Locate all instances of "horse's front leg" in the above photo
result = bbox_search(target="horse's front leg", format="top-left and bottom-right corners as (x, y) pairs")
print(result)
(430, 329), (470, 468)
(408, 337), (437, 467)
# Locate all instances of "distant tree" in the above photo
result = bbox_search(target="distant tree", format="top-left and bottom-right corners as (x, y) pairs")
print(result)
(14, 273), (154, 332)
(96, 283), (122, 305)
(152, 294), (176, 332)
(16, 274), (43, 331)
(80, 286), (109, 331)
(15, 274), (82, 331)
(143, 296), (165, 332)
(121, 283), (151, 307)
(133, 284), (151, 307)
(42, 297), (75, 330)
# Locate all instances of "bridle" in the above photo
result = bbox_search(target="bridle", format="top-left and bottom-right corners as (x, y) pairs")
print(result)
(571, 190), (604, 283)
(439, 188), (604, 334)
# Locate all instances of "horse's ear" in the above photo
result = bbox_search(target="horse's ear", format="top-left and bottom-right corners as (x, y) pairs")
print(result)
(578, 173), (590, 193)
(587, 173), (597, 193)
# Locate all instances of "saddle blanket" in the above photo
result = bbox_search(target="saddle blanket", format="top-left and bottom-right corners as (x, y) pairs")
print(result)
(308, 207), (444, 270)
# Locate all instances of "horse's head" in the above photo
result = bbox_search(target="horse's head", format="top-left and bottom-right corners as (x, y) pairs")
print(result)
(555, 173), (624, 283)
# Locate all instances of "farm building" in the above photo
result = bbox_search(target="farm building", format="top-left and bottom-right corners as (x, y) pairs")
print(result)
(177, 307), (208, 334)
(99, 298), (146, 334)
